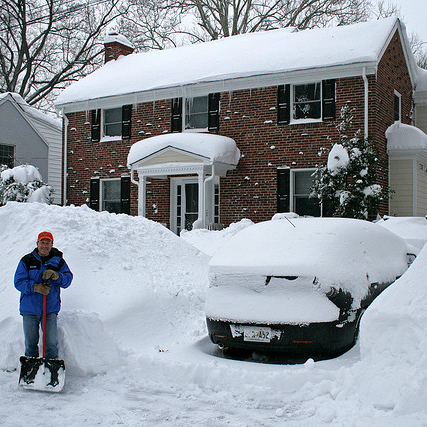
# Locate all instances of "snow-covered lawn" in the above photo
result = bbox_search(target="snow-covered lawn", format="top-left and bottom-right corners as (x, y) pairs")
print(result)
(1, 202), (426, 425)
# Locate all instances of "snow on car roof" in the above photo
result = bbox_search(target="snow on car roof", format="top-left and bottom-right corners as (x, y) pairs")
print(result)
(209, 217), (409, 302)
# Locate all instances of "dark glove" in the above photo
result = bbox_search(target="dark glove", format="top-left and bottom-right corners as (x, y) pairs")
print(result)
(42, 269), (59, 281)
(33, 283), (51, 295)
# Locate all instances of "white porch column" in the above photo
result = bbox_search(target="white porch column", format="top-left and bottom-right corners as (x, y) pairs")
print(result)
(138, 172), (146, 217)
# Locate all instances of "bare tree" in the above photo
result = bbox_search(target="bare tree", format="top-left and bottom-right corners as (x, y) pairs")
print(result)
(0, 0), (126, 110)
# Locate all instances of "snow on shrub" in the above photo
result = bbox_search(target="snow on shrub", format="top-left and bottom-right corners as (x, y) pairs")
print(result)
(0, 164), (52, 205)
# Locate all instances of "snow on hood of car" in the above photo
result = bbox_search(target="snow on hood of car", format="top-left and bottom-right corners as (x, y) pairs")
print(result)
(209, 218), (409, 307)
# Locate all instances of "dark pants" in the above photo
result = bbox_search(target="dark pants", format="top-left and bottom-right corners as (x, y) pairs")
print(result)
(22, 313), (58, 359)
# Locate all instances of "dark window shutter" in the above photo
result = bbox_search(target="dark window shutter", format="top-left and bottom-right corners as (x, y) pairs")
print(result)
(277, 169), (290, 212)
(277, 85), (290, 124)
(322, 79), (336, 120)
(208, 93), (220, 131)
(120, 176), (131, 215)
(89, 178), (100, 211)
(91, 109), (101, 142)
(171, 98), (182, 132)
(122, 105), (132, 139)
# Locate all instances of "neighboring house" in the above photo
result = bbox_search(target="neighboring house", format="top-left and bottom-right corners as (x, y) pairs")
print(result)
(56, 18), (422, 233)
(386, 68), (427, 217)
(0, 93), (63, 204)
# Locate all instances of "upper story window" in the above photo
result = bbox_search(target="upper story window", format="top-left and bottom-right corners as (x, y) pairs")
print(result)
(293, 83), (321, 121)
(278, 80), (335, 125)
(172, 93), (220, 133)
(91, 105), (132, 142)
(185, 96), (209, 130)
(0, 144), (14, 168)
(104, 108), (122, 137)
(394, 91), (401, 122)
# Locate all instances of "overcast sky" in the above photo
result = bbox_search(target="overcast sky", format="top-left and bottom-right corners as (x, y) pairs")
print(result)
(393, 0), (427, 42)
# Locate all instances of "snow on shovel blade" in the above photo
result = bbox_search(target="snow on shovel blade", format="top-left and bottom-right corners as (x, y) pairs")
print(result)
(19, 356), (65, 392)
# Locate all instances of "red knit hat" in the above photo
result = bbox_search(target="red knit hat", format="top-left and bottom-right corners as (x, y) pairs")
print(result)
(37, 231), (54, 242)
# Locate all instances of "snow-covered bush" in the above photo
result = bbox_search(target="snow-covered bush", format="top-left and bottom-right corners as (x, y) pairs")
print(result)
(0, 164), (53, 205)
(311, 105), (388, 219)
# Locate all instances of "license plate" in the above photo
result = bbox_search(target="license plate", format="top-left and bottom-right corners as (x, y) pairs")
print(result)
(243, 326), (271, 343)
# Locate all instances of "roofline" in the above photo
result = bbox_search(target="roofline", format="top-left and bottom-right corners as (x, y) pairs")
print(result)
(0, 93), (50, 148)
(57, 61), (378, 113)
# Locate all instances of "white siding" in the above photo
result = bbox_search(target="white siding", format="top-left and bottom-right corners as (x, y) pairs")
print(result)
(415, 105), (427, 135)
(389, 159), (414, 216)
(29, 118), (62, 204)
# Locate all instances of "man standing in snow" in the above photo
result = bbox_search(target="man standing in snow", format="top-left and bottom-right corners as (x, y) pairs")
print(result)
(14, 231), (73, 360)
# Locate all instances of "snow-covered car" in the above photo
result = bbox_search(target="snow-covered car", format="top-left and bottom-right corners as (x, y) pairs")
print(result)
(205, 217), (412, 356)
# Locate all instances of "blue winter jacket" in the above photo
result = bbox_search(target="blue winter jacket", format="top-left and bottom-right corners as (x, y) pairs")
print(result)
(14, 248), (73, 315)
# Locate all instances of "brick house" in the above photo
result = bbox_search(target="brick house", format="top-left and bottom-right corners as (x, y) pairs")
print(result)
(56, 18), (420, 233)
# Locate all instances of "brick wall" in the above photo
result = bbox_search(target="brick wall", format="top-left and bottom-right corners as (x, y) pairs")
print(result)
(64, 30), (413, 227)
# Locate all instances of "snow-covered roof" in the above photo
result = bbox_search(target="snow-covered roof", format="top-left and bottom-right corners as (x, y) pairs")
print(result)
(127, 133), (240, 167)
(386, 122), (427, 151)
(0, 92), (61, 130)
(56, 17), (409, 109)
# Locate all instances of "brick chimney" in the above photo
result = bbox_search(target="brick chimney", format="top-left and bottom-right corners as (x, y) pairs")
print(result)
(104, 32), (135, 63)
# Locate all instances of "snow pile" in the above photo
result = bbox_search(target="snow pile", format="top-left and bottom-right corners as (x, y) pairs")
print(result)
(180, 218), (254, 256)
(127, 133), (241, 167)
(1, 203), (427, 424)
(359, 243), (427, 414)
(0, 202), (208, 373)
(386, 122), (427, 151)
(377, 215), (427, 251)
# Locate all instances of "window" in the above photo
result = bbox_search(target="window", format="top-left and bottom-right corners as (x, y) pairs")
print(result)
(0, 144), (14, 168)
(185, 96), (209, 130)
(394, 91), (401, 122)
(293, 83), (321, 120)
(278, 80), (335, 124)
(89, 176), (130, 214)
(104, 108), (122, 137)
(171, 93), (220, 132)
(277, 168), (321, 217)
(91, 105), (132, 142)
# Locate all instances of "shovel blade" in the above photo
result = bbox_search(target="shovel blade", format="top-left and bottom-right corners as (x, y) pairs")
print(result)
(19, 356), (65, 392)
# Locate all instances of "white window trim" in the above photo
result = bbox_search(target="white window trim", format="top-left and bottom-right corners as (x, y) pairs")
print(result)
(394, 90), (402, 123)
(101, 107), (122, 142)
(182, 95), (209, 133)
(289, 82), (322, 125)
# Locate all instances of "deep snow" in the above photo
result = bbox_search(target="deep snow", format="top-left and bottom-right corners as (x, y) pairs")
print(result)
(1, 202), (427, 426)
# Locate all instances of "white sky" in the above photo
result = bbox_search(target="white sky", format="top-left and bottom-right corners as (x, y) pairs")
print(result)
(394, 0), (427, 42)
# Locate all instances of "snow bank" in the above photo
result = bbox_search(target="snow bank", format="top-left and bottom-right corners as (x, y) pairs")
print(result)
(0, 202), (209, 374)
(359, 243), (427, 414)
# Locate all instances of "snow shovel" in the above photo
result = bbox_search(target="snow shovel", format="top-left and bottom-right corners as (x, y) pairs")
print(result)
(19, 283), (66, 392)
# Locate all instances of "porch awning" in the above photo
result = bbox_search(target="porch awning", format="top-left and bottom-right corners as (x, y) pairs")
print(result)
(127, 133), (240, 170)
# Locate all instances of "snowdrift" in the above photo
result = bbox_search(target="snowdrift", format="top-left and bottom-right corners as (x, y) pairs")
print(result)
(0, 202), (209, 374)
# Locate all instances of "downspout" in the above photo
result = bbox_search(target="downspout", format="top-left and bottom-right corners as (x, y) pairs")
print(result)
(203, 163), (215, 228)
(362, 67), (369, 139)
(62, 111), (68, 206)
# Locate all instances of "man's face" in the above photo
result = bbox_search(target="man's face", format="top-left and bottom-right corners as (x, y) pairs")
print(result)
(37, 238), (53, 257)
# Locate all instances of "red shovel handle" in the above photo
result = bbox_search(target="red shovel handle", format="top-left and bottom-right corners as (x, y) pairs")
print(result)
(43, 294), (47, 359)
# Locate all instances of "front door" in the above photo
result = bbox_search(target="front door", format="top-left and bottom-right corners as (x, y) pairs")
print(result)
(172, 179), (199, 234)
